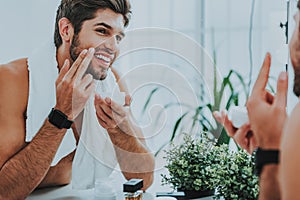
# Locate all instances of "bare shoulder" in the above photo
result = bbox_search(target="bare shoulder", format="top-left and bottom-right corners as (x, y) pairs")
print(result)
(281, 102), (300, 154)
(280, 102), (300, 198)
(283, 103), (300, 140)
(0, 58), (29, 103)
(0, 58), (28, 168)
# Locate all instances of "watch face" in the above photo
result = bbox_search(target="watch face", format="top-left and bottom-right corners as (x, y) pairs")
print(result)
(53, 111), (65, 127)
(48, 109), (71, 129)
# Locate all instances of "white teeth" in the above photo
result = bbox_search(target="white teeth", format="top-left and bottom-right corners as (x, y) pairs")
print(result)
(95, 54), (110, 62)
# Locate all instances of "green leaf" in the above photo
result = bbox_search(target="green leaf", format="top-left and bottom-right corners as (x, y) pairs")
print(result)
(141, 87), (160, 115)
(171, 112), (190, 142)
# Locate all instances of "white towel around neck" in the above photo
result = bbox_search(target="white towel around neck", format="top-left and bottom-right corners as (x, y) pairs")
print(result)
(26, 42), (122, 187)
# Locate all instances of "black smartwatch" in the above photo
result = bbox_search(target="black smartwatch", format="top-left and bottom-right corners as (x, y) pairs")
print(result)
(254, 148), (279, 176)
(48, 108), (73, 129)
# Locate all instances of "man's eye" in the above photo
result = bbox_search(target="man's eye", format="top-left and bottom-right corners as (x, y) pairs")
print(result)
(96, 29), (106, 34)
(116, 35), (123, 42)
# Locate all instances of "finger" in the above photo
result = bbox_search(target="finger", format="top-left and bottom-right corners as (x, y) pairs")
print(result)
(105, 97), (111, 105)
(232, 123), (250, 142)
(65, 49), (88, 80)
(252, 53), (271, 95)
(96, 115), (110, 129)
(105, 97), (126, 117)
(124, 95), (131, 106)
(75, 48), (95, 80)
(85, 80), (95, 96)
(97, 97), (114, 119)
(222, 110), (236, 137)
(57, 59), (70, 84)
(239, 122), (251, 134)
(94, 94), (101, 105)
(110, 100), (126, 117)
(233, 123), (251, 148)
(274, 71), (288, 108)
(213, 111), (223, 124)
(80, 74), (94, 89)
(95, 104), (116, 127)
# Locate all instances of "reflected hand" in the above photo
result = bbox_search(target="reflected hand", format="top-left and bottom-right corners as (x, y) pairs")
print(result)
(213, 110), (257, 154)
(247, 53), (288, 149)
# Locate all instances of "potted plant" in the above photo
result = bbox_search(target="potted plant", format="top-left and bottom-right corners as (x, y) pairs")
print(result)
(215, 149), (259, 200)
(161, 133), (259, 200)
(161, 133), (228, 199)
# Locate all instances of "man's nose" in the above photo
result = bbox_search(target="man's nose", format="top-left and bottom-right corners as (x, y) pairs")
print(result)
(103, 36), (118, 53)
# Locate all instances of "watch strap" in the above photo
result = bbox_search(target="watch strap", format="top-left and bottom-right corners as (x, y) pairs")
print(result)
(48, 108), (73, 129)
(254, 148), (279, 176)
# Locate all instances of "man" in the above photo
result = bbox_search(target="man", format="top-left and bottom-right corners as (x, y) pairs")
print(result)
(0, 0), (154, 199)
(214, 1), (300, 199)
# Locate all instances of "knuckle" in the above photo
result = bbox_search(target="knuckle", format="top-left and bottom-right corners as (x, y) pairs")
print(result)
(85, 74), (93, 82)
(69, 83), (76, 91)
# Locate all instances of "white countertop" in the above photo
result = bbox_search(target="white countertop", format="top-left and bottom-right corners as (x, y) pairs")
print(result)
(27, 184), (155, 200)
(27, 184), (215, 200)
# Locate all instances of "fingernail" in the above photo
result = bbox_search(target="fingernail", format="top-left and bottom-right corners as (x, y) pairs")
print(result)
(105, 97), (111, 104)
(221, 110), (227, 115)
(213, 111), (219, 116)
(82, 49), (88, 54)
(64, 59), (69, 65)
(279, 71), (287, 81)
(89, 48), (95, 53)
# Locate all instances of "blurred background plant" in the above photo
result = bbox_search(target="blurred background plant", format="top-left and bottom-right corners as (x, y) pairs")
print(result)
(161, 133), (259, 200)
(142, 48), (249, 156)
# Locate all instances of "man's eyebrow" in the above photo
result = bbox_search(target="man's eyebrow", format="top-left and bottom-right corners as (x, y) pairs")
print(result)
(95, 22), (112, 29)
(94, 22), (125, 37)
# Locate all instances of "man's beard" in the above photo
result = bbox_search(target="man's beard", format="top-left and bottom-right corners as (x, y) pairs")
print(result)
(70, 34), (108, 81)
(293, 66), (300, 97)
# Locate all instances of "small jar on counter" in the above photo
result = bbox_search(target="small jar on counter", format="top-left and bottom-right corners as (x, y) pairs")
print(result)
(123, 179), (143, 200)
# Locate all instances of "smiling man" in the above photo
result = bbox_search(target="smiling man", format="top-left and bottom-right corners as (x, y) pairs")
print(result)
(0, 0), (154, 199)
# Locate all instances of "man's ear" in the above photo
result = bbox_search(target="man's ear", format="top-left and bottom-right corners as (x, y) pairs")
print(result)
(58, 17), (74, 43)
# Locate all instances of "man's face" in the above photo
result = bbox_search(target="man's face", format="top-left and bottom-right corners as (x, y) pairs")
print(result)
(290, 10), (300, 97)
(70, 9), (125, 80)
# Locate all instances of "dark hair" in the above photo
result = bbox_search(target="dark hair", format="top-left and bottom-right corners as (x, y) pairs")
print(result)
(54, 0), (131, 48)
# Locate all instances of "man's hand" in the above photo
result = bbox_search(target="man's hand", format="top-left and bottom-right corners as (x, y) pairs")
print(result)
(247, 53), (288, 149)
(94, 94), (133, 134)
(94, 94), (154, 189)
(213, 110), (257, 154)
(55, 48), (95, 120)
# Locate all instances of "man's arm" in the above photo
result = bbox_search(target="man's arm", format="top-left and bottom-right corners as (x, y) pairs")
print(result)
(0, 48), (95, 199)
(94, 95), (154, 190)
(37, 124), (81, 189)
(106, 121), (154, 190)
(94, 68), (154, 190)
(0, 120), (67, 199)
(259, 165), (280, 200)
(0, 62), (70, 199)
(37, 150), (75, 188)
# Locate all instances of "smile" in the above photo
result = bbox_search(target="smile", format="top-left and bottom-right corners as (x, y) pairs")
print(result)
(95, 54), (111, 63)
